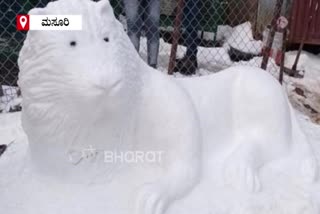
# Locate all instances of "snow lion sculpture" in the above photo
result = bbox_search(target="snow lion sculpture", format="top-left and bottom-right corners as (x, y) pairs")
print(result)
(18, 0), (318, 213)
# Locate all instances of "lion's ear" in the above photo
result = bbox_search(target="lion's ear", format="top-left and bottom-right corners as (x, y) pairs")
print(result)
(25, 8), (47, 39)
(97, 0), (113, 15)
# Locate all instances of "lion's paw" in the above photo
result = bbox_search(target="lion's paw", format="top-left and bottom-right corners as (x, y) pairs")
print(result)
(224, 161), (261, 193)
(301, 157), (318, 183)
(135, 183), (168, 214)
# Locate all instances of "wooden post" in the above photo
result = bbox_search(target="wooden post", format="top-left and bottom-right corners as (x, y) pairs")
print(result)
(261, 0), (284, 70)
(0, 85), (3, 97)
(168, 0), (185, 75)
(279, 28), (287, 84)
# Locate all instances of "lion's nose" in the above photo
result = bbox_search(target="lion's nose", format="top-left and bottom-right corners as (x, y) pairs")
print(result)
(0, 145), (7, 157)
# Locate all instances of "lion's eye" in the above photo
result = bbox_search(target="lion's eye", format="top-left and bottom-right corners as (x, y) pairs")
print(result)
(70, 41), (77, 47)
(104, 37), (109, 42)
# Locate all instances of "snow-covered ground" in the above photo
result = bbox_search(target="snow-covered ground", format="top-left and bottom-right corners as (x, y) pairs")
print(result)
(1, 110), (320, 214)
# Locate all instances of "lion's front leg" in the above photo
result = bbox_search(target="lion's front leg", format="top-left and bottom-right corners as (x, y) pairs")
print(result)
(132, 82), (203, 214)
(134, 159), (201, 214)
(133, 124), (202, 214)
(135, 182), (169, 214)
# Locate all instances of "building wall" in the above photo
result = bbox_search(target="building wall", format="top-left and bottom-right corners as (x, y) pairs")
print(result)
(256, 0), (289, 33)
(289, 0), (320, 44)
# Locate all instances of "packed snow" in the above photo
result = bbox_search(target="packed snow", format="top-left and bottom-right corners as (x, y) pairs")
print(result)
(1, 110), (320, 214)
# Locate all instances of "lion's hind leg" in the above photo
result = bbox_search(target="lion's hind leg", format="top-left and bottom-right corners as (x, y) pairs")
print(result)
(223, 138), (263, 193)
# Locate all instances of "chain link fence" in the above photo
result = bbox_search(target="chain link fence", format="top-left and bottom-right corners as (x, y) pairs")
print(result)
(0, 0), (290, 112)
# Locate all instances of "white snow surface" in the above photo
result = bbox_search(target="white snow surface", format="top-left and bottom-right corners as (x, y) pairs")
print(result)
(285, 51), (320, 80)
(1, 111), (320, 214)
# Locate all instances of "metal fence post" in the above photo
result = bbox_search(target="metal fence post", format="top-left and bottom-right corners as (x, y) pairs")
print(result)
(261, 0), (284, 70)
(168, 0), (185, 75)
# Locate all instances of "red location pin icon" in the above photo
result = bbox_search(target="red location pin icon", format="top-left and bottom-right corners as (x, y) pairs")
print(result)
(17, 15), (30, 31)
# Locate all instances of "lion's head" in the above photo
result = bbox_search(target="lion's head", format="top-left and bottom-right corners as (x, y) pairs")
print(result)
(18, 0), (140, 118)
(18, 1), (144, 167)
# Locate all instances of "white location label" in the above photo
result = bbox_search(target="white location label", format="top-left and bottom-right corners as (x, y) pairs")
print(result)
(20, 16), (27, 29)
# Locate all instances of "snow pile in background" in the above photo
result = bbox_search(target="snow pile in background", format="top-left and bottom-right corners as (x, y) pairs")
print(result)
(198, 25), (233, 42)
(216, 25), (233, 42)
(226, 22), (263, 55)
(148, 21), (262, 71)
(0, 86), (21, 113)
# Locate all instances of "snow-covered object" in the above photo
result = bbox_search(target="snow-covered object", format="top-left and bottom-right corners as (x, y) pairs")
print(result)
(216, 25), (233, 42)
(16, 0), (318, 213)
(226, 22), (263, 55)
(0, 85), (20, 112)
